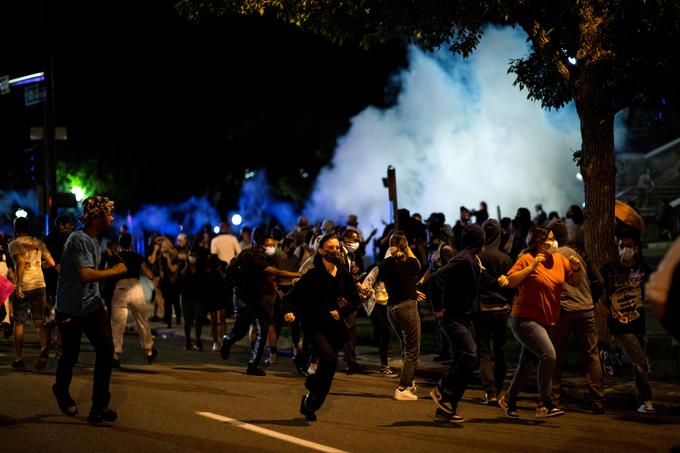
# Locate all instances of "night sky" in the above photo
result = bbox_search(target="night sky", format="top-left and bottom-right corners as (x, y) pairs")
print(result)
(0, 0), (406, 213)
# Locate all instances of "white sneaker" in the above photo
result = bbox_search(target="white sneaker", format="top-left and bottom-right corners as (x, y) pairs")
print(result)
(394, 387), (418, 401)
(212, 342), (219, 352)
(638, 401), (656, 414)
(408, 380), (418, 394)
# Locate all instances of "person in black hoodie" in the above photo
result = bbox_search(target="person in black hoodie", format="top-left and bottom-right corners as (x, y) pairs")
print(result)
(429, 223), (486, 423)
(282, 234), (360, 421)
(475, 219), (514, 405)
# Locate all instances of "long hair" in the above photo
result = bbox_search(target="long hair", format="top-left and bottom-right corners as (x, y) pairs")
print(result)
(525, 226), (550, 254)
(388, 231), (409, 261)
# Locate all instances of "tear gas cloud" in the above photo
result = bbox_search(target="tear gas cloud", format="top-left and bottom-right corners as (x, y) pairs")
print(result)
(305, 26), (625, 235)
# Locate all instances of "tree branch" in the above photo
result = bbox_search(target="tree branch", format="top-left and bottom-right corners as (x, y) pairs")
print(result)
(511, 1), (571, 88)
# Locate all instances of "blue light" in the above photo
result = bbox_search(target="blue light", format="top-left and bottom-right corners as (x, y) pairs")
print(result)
(231, 213), (243, 226)
(10, 74), (45, 86)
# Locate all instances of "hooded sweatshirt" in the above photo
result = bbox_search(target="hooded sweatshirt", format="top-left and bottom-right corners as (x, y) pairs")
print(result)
(429, 224), (485, 320)
(478, 219), (514, 311)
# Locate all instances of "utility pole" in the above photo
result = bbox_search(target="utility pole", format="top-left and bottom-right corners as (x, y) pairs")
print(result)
(41, 0), (58, 224)
(383, 166), (399, 229)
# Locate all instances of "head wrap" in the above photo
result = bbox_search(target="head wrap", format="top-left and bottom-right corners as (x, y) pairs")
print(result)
(80, 196), (114, 224)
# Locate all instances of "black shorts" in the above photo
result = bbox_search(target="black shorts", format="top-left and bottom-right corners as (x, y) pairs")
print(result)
(14, 287), (47, 323)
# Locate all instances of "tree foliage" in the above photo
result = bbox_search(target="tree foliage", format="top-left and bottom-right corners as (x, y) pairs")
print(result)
(177, 0), (680, 266)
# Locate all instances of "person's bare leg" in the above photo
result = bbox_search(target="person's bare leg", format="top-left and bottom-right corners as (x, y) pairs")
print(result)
(34, 319), (48, 349)
(13, 322), (25, 360)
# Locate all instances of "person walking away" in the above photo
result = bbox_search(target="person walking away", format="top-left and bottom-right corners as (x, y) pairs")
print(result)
(8, 217), (56, 370)
(379, 231), (425, 401)
(108, 232), (157, 367)
(52, 196), (128, 424)
(546, 220), (605, 414)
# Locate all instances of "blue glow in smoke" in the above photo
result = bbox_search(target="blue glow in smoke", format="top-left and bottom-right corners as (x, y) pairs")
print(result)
(237, 171), (297, 229)
(0, 190), (39, 233)
(129, 196), (220, 236)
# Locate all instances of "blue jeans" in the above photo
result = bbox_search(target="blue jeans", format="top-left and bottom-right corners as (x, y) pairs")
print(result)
(439, 318), (477, 408)
(507, 317), (556, 403)
(387, 299), (421, 388)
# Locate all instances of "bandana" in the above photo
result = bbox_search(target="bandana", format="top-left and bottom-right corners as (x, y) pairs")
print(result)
(80, 196), (114, 224)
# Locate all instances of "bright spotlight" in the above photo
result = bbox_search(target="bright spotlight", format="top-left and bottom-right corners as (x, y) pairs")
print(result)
(15, 208), (28, 218)
(568, 57), (577, 65)
(71, 185), (86, 201)
(213, 225), (220, 234)
(231, 214), (243, 226)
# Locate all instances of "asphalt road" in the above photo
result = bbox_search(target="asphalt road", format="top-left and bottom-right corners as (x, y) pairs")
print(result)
(2, 335), (679, 453)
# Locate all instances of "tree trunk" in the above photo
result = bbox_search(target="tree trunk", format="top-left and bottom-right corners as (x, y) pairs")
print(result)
(576, 105), (617, 270)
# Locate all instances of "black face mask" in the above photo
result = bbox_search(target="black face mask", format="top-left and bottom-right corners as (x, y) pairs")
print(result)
(323, 252), (343, 266)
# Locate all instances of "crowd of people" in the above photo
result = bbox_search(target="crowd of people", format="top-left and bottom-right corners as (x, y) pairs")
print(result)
(0, 195), (675, 425)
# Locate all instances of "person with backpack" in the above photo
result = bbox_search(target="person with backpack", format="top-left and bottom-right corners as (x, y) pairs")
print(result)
(219, 227), (300, 376)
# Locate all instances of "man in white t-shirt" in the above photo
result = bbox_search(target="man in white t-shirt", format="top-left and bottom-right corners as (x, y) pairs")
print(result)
(8, 217), (55, 370)
(210, 222), (241, 265)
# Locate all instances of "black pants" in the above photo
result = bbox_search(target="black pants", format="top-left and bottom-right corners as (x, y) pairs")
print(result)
(369, 304), (391, 366)
(304, 327), (343, 410)
(181, 296), (204, 345)
(343, 311), (357, 365)
(162, 286), (181, 327)
(55, 305), (114, 414)
(473, 310), (509, 395)
(439, 318), (478, 410)
(224, 297), (268, 367)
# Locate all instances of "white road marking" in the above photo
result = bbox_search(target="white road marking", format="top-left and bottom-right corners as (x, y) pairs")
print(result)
(196, 411), (350, 453)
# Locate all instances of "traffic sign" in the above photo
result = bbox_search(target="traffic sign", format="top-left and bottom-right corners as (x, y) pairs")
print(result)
(0, 75), (9, 95)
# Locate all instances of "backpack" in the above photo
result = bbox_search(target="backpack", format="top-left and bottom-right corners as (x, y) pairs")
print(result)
(430, 241), (449, 272)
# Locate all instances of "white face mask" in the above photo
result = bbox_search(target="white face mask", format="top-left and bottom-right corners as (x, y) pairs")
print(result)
(188, 256), (197, 264)
(346, 242), (360, 253)
(542, 239), (557, 254)
(264, 246), (276, 256)
(619, 247), (635, 261)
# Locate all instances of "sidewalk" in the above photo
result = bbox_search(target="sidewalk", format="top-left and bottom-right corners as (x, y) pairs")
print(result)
(353, 346), (680, 415)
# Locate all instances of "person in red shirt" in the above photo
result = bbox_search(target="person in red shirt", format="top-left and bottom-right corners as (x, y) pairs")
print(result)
(497, 226), (580, 418)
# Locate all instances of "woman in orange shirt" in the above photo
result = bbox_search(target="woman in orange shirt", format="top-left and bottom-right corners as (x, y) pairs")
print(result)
(498, 226), (580, 418)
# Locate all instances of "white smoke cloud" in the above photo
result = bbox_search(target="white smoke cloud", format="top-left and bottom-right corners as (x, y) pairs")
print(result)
(305, 26), (586, 236)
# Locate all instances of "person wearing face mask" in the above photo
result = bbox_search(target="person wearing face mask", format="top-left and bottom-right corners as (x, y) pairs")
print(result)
(341, 229), (368, 374)
(220, 228), (301, 376)
(108, 233), (158, 368)
(282, 234), (361, 421)
(497, 226), (581, 419)
(601, 234), (655, 414)
(546, 219), (605, 414)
